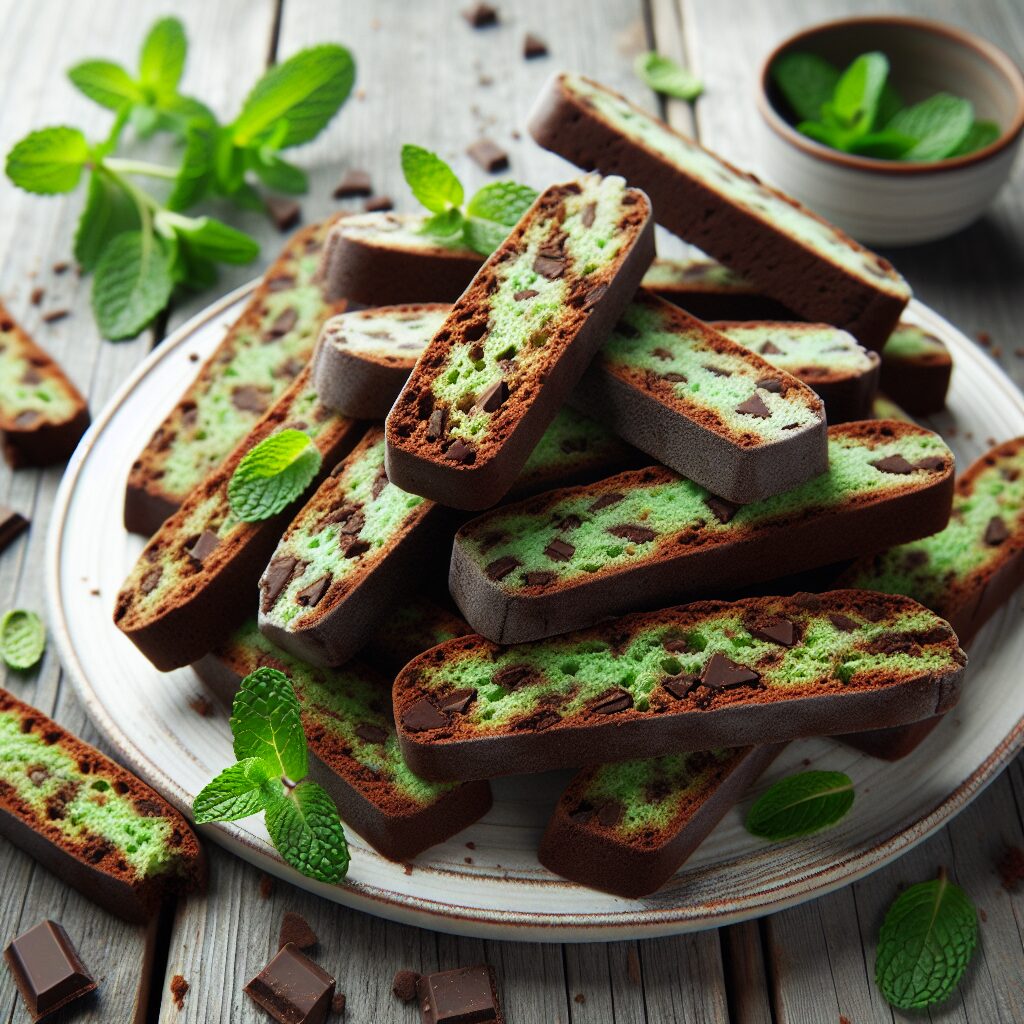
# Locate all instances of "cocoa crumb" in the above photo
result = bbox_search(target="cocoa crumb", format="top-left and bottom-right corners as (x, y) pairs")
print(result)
(574, 992), (586, 1003)
(258, 872), (275, 899)
(279, 911), (318, 950)
(89, 587), (100, 596)
(188, 695), (213, 717)
(464, 857), (473, 864)
(52, 261), (70, 274)
(626, 949), (641, 984)
(392, 969), (420, 1002)
(170, 974), (188, 1010)
(991, 346), (1003, 359)
(189, 352), (200, 362)
(30, 286), (44, 306)
(332, 991), (346, 1014)
(42, 308), (69, 323)
(403, 862), (413, 876)
(997, 846), (1024, 891)
(979, 908), (988, 922)
(976, 330), (991, 346)
(839, 1016), (851, 1024)
(466, 841), (476, 850)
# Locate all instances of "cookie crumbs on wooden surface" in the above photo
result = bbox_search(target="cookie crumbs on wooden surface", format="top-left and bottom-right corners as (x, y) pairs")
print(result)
(170, 974), (189, 1009)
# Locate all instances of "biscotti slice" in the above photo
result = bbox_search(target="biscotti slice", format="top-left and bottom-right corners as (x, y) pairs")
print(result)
(125, 217), (347, 536)
(529, 74), (910, 349)
(259, 427), (452, 667)
(539, 745), (782, 897)
(0, 688), (205, 923)
(364, 597), (473, 675)
(872, 394), (916, 424)
(572, 292), (827, 502)
(0, 302), (89, 467)
(713, 321), (880, 424)
(450, 420), (954, 643)
(114, 367), (363, 671)
(319, 212), (483, 305)
(314, 303), (451, 417)
(879, 322), (952, 415)
(642, 257), (795, 321)
(385, 174), (655, 510)
(394, 591), (966, 781)
(195, 621), (491, 861)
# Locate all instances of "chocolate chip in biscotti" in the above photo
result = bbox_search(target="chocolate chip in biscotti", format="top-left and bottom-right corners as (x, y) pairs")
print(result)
(186, 530), (220, 564)
(701, 653), (759, 689)
(403, 698), (448, 732)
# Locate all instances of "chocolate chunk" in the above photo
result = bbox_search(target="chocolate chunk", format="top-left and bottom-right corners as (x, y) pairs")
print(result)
(513, 290), (539, 304)
(828, 613), (860, 632)
(363, 195), (394, 213)
(756, 376), (783, 393)
(582, 283), (607, 309)
(186, 530), (220, 564)
(662, 635), (690, 653)
(568, 802), (594, 824)
(591, 688), (633, 714)
(662, 675), (698, 699)
(438, 688), (477, 714)
(533, 253), (565, 279)
(588, 492), (623, 513)
(701, 653), (759, 689)
(523, 32), (548, 58)
(332, 169), (372, 198)
(736, 393), (771, 418)
(663, 372), (687, 383)
(748, 617), (796, 647)
(29, 286), (44, 306)
(392, 969), (421, 1002)
(463, 3), (498, 27)
(426, 407), (447, 441)
(42, 308), (69, 324)
(523, 570), (557, 586)
(615, 320), (639, 339)
(267, 275), (296, 292)
(402, 698), (448, 733)
(870, 454), (915, 475)
(607, 523), (656, 544)
(704, 495), (740, 524)
(340, 536), (371, 559)
(417, 964), (502, 1023)
(485, 555), (520, 581)
(265, 196), (301, 232)
(861, 603), (886, 622)
(0, 506), (28, 554)
(651, 347), (673, 361)
(244, 944), (335, 1024)
(354, 723), (389, 745)
(3, 920), (97, 1021)
(296, 574), (331, 607)
(704, 365), (731, 377)
(371, 466), (389, 500)
(261, 556), (299, 611)
(580, 201), (597, 228)
(985, 516), (1009, 546)
(915, 456), (946, 471)
(278, 912), (318, 951)
(445, 440), (473, 463)
(14, 410), (41, 428)
(559, 514), (582, 531)
(267, 307), (298, 338)
(231, 385), (269, 412)
(544, 538), (575, 561)
(467, 138), (509, 173)
(759, 341), (783, 355)
(140, 566), (162, 595)
(597, 800), (625, 828)
(493, 664), (536, 690)
(473, 379), (508, 414)
(21, 367), (43, 385)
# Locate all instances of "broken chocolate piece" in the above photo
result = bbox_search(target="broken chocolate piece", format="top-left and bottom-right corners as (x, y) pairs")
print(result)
(354, 723), (389, 745)
(296, 574), (331, 608)
(588, 492), (623, 513)
(735, 393), (771, 419)
(4, 920), (97, 1022)
(262, 556), (299, 611)
(662, 675), (698, 700)
(463, 3), (499, 27)
(438, 688), (477, 714)
(265, 196), (301, 232)
(402, 699), (448, 733)
(231, 386), (269, 412)
(597, 799), (625, 828)
(606, 523), (656, 544)
(244, 944), (335, 1024)
(0, 506), (29, 554)
(493, 665), (536, 690)
(186, 530), (220, 565)
(748, 617), (796, 647)
(279, 912), (318, 951)
(268, 308), (299, 338)
(870, 454), (915, 475)
(544, 538), (575, 561)
(332, 169), (373, 198)
(473, 379), (508, 414)
(417, 964), (503, 1024)
(701, 653), (759, 689)
(704, 495), (740, 524)
(485, 556), (520, 581)
(533, 252), (565, 280)
(363, 195), (394, 213)
(467, 138), (509, 173)
(984, 516), (1009, 546)
(445, 440), (473, 464)
(523, 32), (548, 58)
(513, 289), (538, 301)
(591, 688), (633, 714)
(756, 376), (783, 393)
(828, 613), (860, 632)
(523, 570), (557, 586)
(426, 407), (447, 441)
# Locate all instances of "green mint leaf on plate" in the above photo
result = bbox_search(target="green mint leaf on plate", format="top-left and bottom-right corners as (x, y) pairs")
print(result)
(5, 127), (91, 194)
(847, 129), (918, 160)
(421, 208), (465, 240)
(138, 16), (186, 99)
(401, 144), (464, 213)
(74, 171), (140, 272)
(92, 230), (174, 340)
(830, 51), (889, 132)
(230, 666), (308, 780)
(231, 44), (355, 149)
(228, 429), (322, 523)
(264, 780), (349, 884)
(952, 119), (1000, 157)
(746, 770), (854, 840)
(164, 213), (259, 264)
(193, 757), (273, 823)
(875, 869), (978, 1009)
(0, 610), (46, 671)
(771, 52), (839, 122)
(463, 217), (511, 257)
(887, 93), (974, 161)
(466, 180), (538, 225)
(249, 151), (309, 194)
(634, 51), (703, 101)
(67, 60), (142, 112)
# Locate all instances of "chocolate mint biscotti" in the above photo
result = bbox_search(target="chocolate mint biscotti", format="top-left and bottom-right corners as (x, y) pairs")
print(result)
(125, 218), (347, 536)
(451, 420), (954, 643)
(540, 745), (782, 897)
(115, 368), (363, 671)
(879, 322), (952, 415)
(394, 591), (966, 781)
(319, 212), (483, 306)
(0, 301), (89, 467)
(196, 621), (491, 861)
(713, 321), (881, 423)
(529, 74), (910, 349)
(364, 597), (473, 675)
(0, 688), (205, 922)
(572, 291), (827, 502)
(385, 174), (655, 510)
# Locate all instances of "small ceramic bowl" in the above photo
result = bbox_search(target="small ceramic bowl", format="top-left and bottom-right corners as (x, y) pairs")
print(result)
(757, 16), (1024, 246)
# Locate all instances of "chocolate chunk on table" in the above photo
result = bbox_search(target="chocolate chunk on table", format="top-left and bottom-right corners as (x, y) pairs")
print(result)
(417, 963), (505, 1023)
(363, 195), (394, 212)
(4, 920), (97, 1022)
(0, 505), (29, 554)
(265, 196), (302, 232)
(333, 169), (373, 198)
(244, 943), (335, 1024)
(524, 32), (548, 58)
(463, 3), (499, 27)
(467, 138), (509, 173)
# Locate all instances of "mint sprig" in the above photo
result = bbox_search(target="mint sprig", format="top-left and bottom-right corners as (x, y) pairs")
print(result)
(634, 51), (703, 102)
(193, 668), (350, 885)
(875, 869), (978, 1009)
(0, 610), (46, 671)
(400, 143), (537, 257)
(745, 770), (854, 841)
(227, 429), (323, 523)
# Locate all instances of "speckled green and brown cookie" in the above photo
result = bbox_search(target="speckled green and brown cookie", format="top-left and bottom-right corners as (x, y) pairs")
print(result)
(364, 598), (472, 675)
(572, 292), (827, 502)
(125, 217), (348, 536)
(450, 420), (954, 643)
(878, 321), (952, 415)
(385, 174), (655, 510)
(393, 590), (966, 781)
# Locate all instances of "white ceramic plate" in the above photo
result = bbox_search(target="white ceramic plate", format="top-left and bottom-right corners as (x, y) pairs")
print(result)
(47, 284), (1024, 941)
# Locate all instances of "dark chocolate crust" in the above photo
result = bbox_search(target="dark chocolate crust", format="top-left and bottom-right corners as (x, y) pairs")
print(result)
(538, 744), (783, 896)
(528, 74), (908, 349)
(652, 284), (797, 323)
(879, 354), (952, 416)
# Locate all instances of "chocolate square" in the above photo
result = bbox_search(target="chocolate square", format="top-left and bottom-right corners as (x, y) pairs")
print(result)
(244, 943), (335, 1024)
(417, 963), (504, 1023)
(4, 920), (96, 1021)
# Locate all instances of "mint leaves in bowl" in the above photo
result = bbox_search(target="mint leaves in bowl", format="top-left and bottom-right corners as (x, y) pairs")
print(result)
(756, 16), (1024, 245)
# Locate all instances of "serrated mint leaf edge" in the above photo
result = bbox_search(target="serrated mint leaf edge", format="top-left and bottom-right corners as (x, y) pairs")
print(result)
(230, 667), (308, 781)
(264, 781), (350, 884)
(745, 770), (854, 840)
(193, 757), (272, 823)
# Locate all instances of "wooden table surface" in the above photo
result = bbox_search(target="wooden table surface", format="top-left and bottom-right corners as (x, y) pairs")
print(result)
(2, 1), (1023, 1021)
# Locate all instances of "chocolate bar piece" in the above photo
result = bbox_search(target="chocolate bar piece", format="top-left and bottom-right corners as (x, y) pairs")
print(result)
(4, 920), (96, 1022)
(417, 964), (505, 1023)
(0, 505), (29, 554)
(244, 944), (335, 1024)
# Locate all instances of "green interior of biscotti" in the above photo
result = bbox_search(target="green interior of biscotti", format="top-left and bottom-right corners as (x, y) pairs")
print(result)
(226, 621), (457, 806)
(881, 323), (948, 363)
(0, 328), (79, 421)
(263, 435), (426, 629)
(322, 306), (449, 361)
(338, 212), (480, 255)
(641, 257), (751, 292)
(603, 300), (821, 441)
(847, 445), (1024, 608)
(465, 428), (951, 591)
(429, 175), (633, 444)
(516, 407), (631, 488)
(0, 711), (181, 877)
(563, 74), (909, 300)
(416, 603), (957, 731)
(715, 322), (876, 380)
(159, 234), (331, 498)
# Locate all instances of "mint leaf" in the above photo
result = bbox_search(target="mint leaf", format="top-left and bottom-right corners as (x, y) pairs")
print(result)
(875, 870), (978, 1009)
(249, 151), (309, 194)
(228, 429), (322, 522)
(466, 180), (537, 225)
(6, 127), (90, 194)
(771, 52), (839, 122)
(848, 129), (918, 159)
(264, 781), (349, 884)
(421, 208), (465, 240)
(230, 667), (307, 779)
(0, 610), (45, 671)
(167, 123), (217, 210)
(231, 44), (355, 148)
(67, 60), (142, 112)
(887, 93), (974, 161)
(139, 17), (186, 98)
(634, 51), (703, 101)
(401, 144), (464, 213)
(74, 170), (140, 272)
(92, 230), (174, 340)
(952, 119), (1000, 157)
(876, 81), (905, 129)
(797, 119), (848, 150)
(193, 757), (274, 823)
(463, 217), (510, 257)
(746, 770), (854, 840)
(830, 52), (889, 132)
(166, 214), (259, 264)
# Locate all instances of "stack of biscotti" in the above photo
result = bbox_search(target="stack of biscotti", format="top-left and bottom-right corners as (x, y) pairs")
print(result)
(878, 322), (952, 415)
(642, 257), (795, 320)
(0, 302), (90, 467)
(125, 217), (348, 536)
